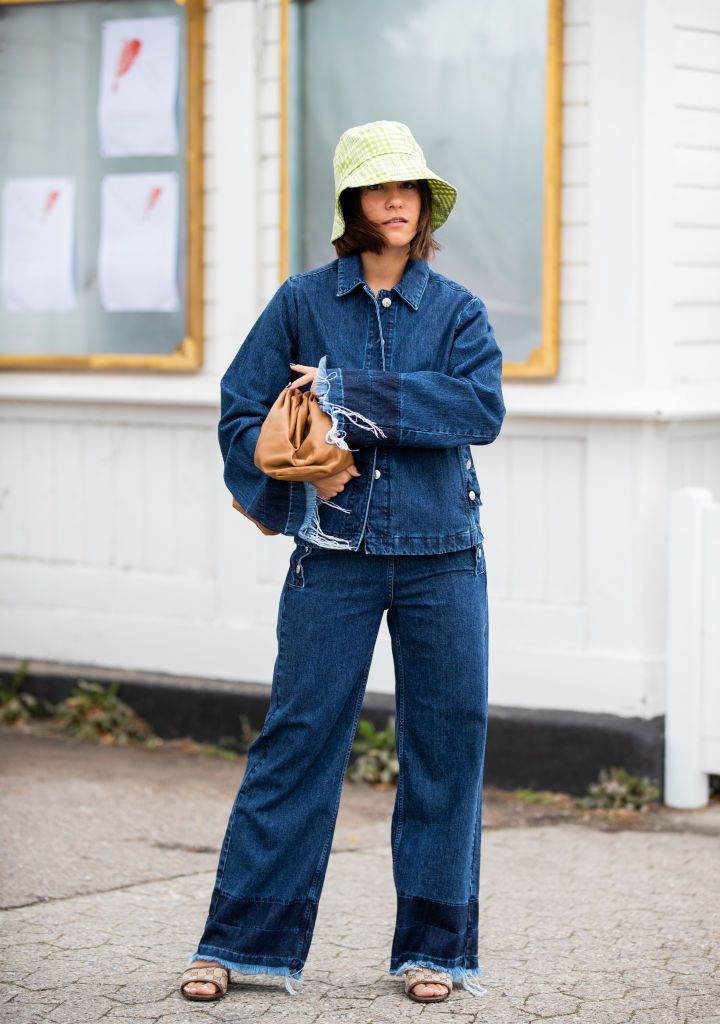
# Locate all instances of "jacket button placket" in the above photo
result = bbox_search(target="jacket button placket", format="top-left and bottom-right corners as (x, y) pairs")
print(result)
(360, 288), (395, 551)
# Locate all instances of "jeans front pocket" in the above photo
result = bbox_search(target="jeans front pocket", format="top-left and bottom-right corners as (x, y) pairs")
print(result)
(474, 542), (486, 577)
(461, 543), (486, 576)
(287, 542), (315, 590)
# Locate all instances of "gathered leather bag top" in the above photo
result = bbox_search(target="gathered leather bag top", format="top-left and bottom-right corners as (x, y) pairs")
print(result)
(254, 386), (355, 482)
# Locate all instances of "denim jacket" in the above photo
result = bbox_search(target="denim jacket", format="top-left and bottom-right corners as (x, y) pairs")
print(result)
(218, 251), (506, 554)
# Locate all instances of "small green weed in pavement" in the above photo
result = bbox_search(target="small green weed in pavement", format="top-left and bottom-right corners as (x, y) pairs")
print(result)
(55, 680), (160, 747)
(578, 765), (661, 810)
(349, 717), (399, 787)
(1, 676), (265, 760)
(0, 659), (53, 725)
(214, 714), (261, 757)
(513, 788), (559, 805)
(202, 743), (241, 760)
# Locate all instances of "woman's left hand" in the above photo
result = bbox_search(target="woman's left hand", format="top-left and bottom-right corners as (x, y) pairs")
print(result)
(288, 363), (319, 396)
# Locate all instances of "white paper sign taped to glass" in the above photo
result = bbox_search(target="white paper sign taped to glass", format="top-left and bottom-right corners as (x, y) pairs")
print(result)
(1, 177), (76, 313)
(98, 173), (179, 312)
(98, 16), (179, 157)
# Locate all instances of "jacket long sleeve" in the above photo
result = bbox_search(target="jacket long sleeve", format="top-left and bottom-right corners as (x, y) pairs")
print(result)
(314, 296), (506, 450)
(218, 279), (298, 533)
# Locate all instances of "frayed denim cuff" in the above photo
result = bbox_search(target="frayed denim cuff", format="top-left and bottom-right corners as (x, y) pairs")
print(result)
(315, 355), (400, 449)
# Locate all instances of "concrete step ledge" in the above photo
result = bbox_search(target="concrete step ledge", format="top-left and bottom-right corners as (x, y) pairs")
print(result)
(0, 657), (665, 798)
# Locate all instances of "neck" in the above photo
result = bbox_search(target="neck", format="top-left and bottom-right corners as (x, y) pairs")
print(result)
(360, 247), (410, 296)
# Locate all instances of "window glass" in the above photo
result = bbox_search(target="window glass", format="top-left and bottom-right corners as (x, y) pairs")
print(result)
(289, 0), (548, 364)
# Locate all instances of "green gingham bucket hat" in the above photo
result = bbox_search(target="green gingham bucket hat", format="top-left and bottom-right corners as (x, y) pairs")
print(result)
(331, 120), (458, 243)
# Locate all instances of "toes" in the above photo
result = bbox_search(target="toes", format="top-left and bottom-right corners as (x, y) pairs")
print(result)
(414, 983), (446, 996)
(183, 982), (218, 996)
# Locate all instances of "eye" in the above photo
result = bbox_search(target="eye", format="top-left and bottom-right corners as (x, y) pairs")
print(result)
(401, 181), (417, 189)
(366, 183), (383, 191)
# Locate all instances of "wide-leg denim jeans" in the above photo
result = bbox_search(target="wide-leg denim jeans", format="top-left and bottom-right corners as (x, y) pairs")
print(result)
(187, 541), (490, 997)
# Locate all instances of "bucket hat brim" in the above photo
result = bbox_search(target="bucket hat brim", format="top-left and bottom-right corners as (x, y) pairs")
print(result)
(330, 153), (457, 243)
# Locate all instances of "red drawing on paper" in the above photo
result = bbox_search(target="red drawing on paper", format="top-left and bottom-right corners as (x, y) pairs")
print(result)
(112, 38), (142, 91)
(144, 186), (162, 218)
(43, 189), (60, 218)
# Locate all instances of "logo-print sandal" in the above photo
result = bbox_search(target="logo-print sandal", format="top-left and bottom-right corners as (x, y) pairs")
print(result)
(404, 967), (453, 1002)
(180, 960), (229, 1001)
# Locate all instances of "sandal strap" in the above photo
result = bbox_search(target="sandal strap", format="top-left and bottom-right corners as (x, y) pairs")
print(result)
(404, 967), (453, 994)
(181, 965), (228, 994)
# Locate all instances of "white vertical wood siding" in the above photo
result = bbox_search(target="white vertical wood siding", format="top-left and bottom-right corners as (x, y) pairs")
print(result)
(559, 0), (590, 385)
(1, 0), (718, 723)
(672, 0), (720, 382)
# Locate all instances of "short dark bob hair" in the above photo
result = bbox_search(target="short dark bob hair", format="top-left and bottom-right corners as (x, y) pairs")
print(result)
(332, 179), (441, 261)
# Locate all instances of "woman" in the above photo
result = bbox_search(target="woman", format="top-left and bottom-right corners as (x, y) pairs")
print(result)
(180, 120), (505, 1004)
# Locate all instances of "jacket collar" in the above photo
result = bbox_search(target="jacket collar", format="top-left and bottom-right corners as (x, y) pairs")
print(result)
(336, 251), (429, 311)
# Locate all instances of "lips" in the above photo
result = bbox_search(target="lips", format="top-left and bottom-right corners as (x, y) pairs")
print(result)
(384, 218), (407, 225)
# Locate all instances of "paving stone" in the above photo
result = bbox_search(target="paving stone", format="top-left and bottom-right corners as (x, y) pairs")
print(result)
(2, 733), (719, 1024)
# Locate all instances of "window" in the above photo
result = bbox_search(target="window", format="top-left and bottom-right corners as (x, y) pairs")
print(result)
(281, 0), (563, 377)
(0, 0), (204, 370)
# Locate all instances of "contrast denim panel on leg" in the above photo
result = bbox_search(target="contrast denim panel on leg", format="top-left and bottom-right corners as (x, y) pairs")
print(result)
(190, 545), (387, 987)
(385, 546), (489, 996)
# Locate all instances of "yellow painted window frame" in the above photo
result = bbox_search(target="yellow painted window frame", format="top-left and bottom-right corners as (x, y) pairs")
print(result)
(0, 0), (204, 372)
(279, 0), (564, 380)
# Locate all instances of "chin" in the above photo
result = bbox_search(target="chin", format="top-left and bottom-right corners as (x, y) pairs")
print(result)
(381, 233), (414, 249)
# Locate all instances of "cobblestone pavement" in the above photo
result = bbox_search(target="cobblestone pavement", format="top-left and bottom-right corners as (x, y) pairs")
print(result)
(1, 731), (719, 1024)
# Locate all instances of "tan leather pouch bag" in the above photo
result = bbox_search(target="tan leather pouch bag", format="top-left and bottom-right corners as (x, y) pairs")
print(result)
(232, 386), (355, 535)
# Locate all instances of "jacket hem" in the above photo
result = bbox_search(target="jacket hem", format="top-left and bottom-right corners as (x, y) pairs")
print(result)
(361, 527), (482, 555)
(292, 525), (483, 556)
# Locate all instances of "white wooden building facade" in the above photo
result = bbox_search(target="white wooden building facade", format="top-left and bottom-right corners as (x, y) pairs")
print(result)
(0, 0), (718, 772)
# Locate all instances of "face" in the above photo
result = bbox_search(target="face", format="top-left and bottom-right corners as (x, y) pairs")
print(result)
(359, 180), (421, 249)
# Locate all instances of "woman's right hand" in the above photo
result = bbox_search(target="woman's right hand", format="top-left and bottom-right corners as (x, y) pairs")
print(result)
(316, 464), (362, 501)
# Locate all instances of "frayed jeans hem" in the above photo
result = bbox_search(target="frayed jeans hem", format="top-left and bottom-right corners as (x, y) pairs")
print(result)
(186, 949), (305, 996)
(389, 958), (488, 997)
